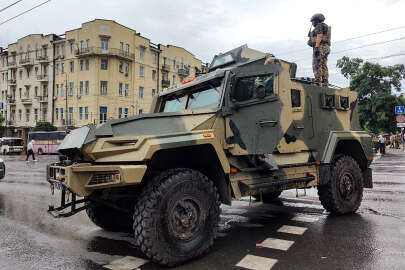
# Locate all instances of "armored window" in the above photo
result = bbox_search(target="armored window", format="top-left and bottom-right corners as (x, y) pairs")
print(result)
(291, 89), (301, 108)
(321, 93), (336, 109)
(233, 74), (274, 102)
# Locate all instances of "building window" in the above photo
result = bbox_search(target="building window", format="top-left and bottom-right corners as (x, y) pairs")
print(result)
(25, 86), (30, 98)
(61, 83), (64, 97)
(124, 108), (128, 118)
(119, 61), (123, 72)
(125, 84), (129, 96)
(173, 58), (176, 69)
(56, 46), (60, 57)
(80, 40), (84, 51)
(68, 107), (73, 122)
(118, 107), (122, 119)
(61, 45), (65, 57)
(125, 63), (129, 75)
(100, 81), (107, 96)
(19, 70), (22, 80)
(152, 89), (156, 96)
(80, 60), (83, 71)
(34, 109), (38, 121)
(79, 107), (83, 120)
(101, 39), (109, 50)
(19, 88), (22, 99)
(55, 84), (59, 96)
(84, 107), (88, 120)
(126, 44), (130, 55)
(85, 59), (89, 70)
(139, 109), (143, 114)
(26, 109), (30, 122)
(152, 70), (157, 80)
(140, 47), (145, 60)
(56, 63), (59, 74)
(79, 81), (83, 95)
(70, 42), (74, 54)
(86, 39), (90, 49)
(34, 86), (38, 97)
(140, 65), (144, 77)
(85, 81), (89, 95)
(153, 53), (157, 64)
(18, 109), (22, 121)
(55, 108), (58, 121)
(70, 61), (74, 72)
(99, 106), (107, 123)
(101, 58), (108, 70)
(120, 42), (124, 53)
(43, 108), (47, 122)
(139, 86), (144, 99)
(119, 82), (123, 96)
(43, 85), (48, 97)
(69, 82), (74, 96)
(35, 66), (38, 76)
(61, 63), (64, 73)
(60, 108), (64, 120)
(173, 75), (176, 85)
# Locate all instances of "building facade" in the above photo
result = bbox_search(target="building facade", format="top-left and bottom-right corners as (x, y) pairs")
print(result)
(0, 19), (204, 135)
(0, 34), (56, 139)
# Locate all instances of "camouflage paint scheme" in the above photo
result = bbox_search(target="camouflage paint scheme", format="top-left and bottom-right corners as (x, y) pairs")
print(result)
(48, 45), (373, 205)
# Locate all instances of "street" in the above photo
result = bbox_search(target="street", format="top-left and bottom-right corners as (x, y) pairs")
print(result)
(0, 150), (404, 270)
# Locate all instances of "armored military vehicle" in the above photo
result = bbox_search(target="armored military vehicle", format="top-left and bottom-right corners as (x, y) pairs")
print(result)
(46, 45), (373, 266)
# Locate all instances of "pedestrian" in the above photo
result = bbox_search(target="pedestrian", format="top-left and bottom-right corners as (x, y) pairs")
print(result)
(26, 139), (37, 162)
(378, 134), (386, 155)
(390, 133), (395, 148)
(307, 13), (331, 87)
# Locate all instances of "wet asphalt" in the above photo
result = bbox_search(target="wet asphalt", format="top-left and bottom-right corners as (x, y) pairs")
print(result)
(0, 149), (404, 270)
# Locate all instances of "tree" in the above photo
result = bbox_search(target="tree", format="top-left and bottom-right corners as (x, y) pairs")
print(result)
(336, 56), (405, 133)
(32, 121), (57, 132)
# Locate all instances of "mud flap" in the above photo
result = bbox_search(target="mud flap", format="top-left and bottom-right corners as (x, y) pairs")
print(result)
(318, 164), (331, 185)
(362, 168), (373, 188)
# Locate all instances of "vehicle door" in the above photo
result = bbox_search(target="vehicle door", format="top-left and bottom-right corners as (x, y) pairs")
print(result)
(226, 69), (284, 154)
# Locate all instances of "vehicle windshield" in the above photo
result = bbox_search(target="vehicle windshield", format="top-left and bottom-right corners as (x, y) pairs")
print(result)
(161, 79), (223, 112)
(3, 139), (23, 146)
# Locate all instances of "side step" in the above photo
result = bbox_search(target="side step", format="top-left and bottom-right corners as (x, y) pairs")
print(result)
(241, 174), (315, 191)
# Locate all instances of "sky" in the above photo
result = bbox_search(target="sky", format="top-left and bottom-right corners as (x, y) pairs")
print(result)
(0, 0), (405, 90)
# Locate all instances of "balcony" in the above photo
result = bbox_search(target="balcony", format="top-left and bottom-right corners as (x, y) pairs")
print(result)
(162, 79), (170, 88)
(6, 96), (15, 105)
(36, 55), (49, 63)
(178, 68), (190, 77)
(21, 98), (32, 104)
(161, 64), (170, 72)
(7, 60), (17, 68)
(75, 47), (135, 61)
(20, 58), (34, 66)
(7, 79), (16, 85)
(36, 96), (48, 103)
(37, 75), (49, 82)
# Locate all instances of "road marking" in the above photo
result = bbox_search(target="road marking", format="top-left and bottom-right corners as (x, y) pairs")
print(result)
(260, 237), (295, 251)
(277, 225), (307, 235)
(236, 254), (278, 270)
(291, 215), (319, 223)
(104, 256), (148, 270)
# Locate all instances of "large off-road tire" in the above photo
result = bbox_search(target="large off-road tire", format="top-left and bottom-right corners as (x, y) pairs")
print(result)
(133, 168), (221, 266)
(254, 191), (282, 203)
(318, 155), (363, 214)
(85, 201), (133, 233)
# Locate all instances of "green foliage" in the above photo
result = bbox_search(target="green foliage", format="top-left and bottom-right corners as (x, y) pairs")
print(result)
(336, 57), (405, 133)
(32, 121), (57, 132)
(0, 113), (5, 136)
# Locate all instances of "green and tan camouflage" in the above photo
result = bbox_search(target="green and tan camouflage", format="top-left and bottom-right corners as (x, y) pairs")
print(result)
(46, 44), (373, 266)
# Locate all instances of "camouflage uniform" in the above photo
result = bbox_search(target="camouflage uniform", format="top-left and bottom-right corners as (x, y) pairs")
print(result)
(309, 22), (330, 87)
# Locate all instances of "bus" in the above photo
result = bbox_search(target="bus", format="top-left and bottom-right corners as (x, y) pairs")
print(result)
(0, 137), (24, 155)
(28, 131), (67, 155)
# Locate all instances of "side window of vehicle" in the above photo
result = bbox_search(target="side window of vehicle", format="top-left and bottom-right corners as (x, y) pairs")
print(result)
(291, 89), (301, 108)
(233, 74), (274, 102)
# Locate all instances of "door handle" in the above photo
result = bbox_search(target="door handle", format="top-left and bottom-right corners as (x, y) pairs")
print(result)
(258, 120), (278, 127)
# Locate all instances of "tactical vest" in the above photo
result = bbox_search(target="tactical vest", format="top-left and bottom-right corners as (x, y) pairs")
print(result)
(311, 26), (331, 46)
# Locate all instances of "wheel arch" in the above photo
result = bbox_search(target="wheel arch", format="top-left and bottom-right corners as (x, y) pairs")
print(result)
(148, 144), (232, 205)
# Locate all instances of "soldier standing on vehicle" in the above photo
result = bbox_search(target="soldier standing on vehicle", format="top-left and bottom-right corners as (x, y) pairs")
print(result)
(307, 13), (331, 87)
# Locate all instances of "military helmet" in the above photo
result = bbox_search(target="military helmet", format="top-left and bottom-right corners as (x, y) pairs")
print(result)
(310, 13), (325, 23)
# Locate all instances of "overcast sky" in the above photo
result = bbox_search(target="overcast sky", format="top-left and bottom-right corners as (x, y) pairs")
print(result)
(1, 0), (405, 90)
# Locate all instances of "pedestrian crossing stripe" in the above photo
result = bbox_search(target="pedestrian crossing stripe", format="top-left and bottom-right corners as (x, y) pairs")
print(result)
(236, 254), (278, 270)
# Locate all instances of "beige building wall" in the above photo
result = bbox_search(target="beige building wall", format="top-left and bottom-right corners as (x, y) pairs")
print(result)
(0, 34), (55, 138)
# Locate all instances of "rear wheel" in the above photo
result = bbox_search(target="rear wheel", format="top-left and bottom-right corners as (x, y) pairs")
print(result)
(38, 148), (43, 155)
(254, 191), (282, 203)
(133, 168), (220, 266)
(85, 201), (133, 233)
(318, 155), (363, 214)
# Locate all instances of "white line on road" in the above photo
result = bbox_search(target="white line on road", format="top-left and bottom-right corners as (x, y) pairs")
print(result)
(104, 256), (148, 270)
(291, 215), (319, 223)
(277, 225), (308, 235)
(261, 237), (295, 251)
(236, 254), (278, 270)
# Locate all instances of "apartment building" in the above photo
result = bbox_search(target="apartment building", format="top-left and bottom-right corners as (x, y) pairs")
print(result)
(0, 34), (56, 138)
(0, 19), (204, 135)
(53, 19), (204, 128)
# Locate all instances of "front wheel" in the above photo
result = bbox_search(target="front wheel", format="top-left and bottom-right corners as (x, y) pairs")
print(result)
(318, 155), (363, 214)
(38, 148), (43, 155)
(133, 168), (220, 266)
